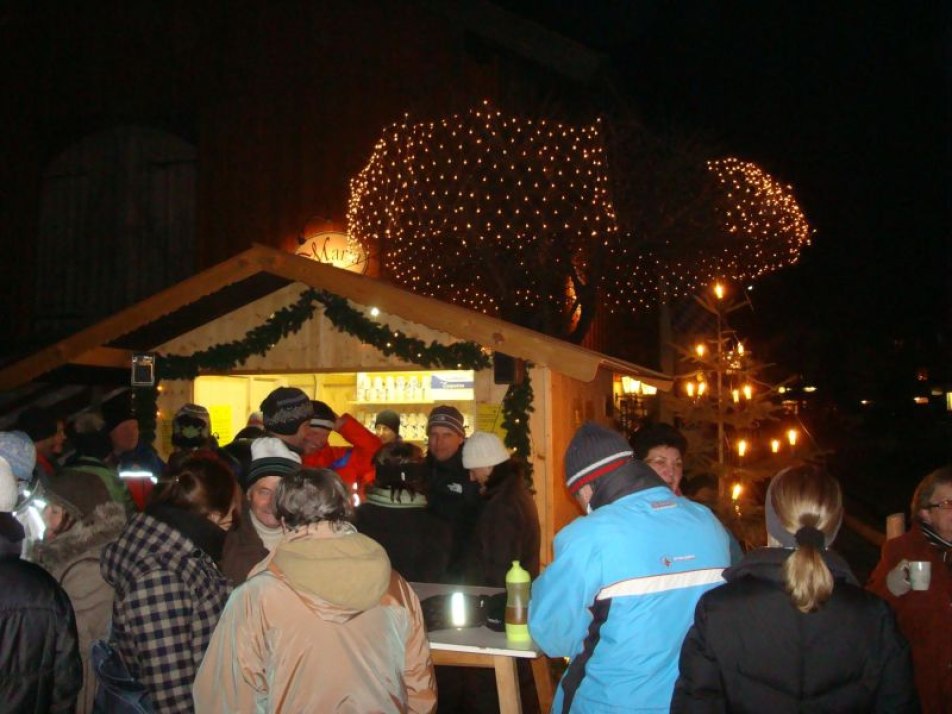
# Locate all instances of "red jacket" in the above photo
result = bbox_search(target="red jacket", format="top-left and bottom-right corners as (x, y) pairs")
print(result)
(868, 523), (952, 713)
(302, 414), (381, 495)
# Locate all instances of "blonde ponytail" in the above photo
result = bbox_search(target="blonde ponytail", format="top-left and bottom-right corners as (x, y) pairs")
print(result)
(768, 465), (843, 613)
(783, 526), (834, 613)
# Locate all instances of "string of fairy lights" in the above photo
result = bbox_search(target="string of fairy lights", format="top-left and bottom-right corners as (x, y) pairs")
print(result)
(347, 102), (617, 318)
(347, 103), (812, 323)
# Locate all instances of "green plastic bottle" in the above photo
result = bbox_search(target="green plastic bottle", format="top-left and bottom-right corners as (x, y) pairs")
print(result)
(505, 560), (531, 642)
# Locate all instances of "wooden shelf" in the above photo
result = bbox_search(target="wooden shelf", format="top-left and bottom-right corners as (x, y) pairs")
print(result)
(349, 399), (473, 406)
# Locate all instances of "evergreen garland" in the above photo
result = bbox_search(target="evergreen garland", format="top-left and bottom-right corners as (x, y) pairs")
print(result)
(134, 288), (531, 472)
(501, 370), (535, 481)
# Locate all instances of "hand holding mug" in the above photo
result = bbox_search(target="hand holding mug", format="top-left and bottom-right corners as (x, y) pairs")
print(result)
(904, 560), (932, 591)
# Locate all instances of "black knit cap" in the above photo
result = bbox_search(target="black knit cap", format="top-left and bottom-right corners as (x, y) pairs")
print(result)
(261, 387), (313, 435)
(15, 406), (58, 442)
(374, 410), (401, 434)
(309, 400), (337, 431)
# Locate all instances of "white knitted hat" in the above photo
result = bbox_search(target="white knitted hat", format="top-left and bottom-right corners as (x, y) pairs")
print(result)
(462, 431), (510, 469)
(0, 457), (18, 512)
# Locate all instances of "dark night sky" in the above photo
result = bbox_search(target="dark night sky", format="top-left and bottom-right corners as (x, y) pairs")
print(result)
(504, 1), (950, 404)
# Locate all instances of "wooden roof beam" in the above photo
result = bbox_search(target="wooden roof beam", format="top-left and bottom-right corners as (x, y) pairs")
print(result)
(0, 249), (265, 390)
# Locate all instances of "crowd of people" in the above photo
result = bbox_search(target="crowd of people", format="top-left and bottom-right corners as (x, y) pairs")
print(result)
(0, 384), (946, 713)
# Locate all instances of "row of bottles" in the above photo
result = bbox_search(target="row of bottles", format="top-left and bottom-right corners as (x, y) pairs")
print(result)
(355, 373), (428, 403)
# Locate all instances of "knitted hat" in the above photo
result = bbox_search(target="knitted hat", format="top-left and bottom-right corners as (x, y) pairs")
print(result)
(309, 401), (337, 431)
(0, 431), (37, 482)
(172, 403), (211, 448)
(374, 410), (401, 435)
(427, 405), (465, 437)
(245, 437), (301, 489)
(68, 413), (112, 460)
(15, 406), (58, 442)
(462, 432), (510, 469)
(0, 457), (17, 512)
(564, 422), (634, 495)
(43, 468), (113, 522)
(261, 388), (313, 435)
(101, 391), (136, 433)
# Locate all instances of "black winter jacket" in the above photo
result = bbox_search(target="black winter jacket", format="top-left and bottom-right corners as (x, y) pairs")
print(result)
(426, 449), (482, 579)
(672, 548), (917, 713)
(0, 516), (82, 713)
(463, 465), (540, 587)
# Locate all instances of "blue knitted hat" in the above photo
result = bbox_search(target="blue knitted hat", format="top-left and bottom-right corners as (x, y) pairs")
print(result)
(0, 431), (36, 482)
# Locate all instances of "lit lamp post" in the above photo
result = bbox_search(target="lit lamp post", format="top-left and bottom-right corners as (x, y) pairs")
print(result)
(615, 376), (657, 436)
(714, 282), (725, 469)
(786, 427), (799, 454)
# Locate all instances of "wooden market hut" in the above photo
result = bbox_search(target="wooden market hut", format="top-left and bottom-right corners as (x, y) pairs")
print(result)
(0, 244), (670, 564)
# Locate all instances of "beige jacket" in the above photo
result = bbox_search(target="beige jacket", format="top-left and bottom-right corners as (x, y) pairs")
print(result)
(193, 523), (437, 713)
(34, 501), (126, 714)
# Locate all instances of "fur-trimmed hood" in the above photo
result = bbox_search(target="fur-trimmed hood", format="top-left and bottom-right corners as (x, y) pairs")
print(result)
(34, 501), (126, 579)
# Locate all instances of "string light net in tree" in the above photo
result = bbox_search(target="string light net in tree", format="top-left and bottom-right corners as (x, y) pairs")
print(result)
(604, 155), (813, 307)
(347, 104), (620, 340)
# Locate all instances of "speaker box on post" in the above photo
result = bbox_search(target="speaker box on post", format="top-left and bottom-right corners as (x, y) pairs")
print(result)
(493, 353), (525, 385)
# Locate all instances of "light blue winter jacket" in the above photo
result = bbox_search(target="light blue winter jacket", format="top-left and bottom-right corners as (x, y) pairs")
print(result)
(528, 486), (731, 713)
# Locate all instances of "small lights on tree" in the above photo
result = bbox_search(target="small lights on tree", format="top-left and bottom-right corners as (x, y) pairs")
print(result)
(350, 108), (813, 342)
(347, 102), (620, 341)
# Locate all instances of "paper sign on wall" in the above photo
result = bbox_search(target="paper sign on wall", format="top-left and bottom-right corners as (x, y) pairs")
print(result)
(209, 405), (234, 446)
(476, 403), (507, 441)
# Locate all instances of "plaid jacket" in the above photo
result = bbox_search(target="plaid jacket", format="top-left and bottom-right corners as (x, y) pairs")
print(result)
(100, 513), (230, 713)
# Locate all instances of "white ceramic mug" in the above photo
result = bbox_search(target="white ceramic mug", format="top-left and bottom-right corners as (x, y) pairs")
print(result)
(904, 560), (932, 591)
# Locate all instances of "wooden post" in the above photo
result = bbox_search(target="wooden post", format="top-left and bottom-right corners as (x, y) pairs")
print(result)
(885, 512), (906, 540)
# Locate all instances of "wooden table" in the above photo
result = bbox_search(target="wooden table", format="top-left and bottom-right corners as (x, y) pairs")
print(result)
(412, 583), (554, 714)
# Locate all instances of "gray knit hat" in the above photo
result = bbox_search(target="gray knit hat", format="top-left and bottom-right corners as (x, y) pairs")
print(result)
(427, 405), (465, 437)
(564, 422), (634, 495)
(261, 388), (313, 435)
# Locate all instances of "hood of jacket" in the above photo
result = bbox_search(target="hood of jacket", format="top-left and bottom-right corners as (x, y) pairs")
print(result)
(34, 501), (126, 579)
(260, 523), (391, 621)
(101, 511), (214, 598)
(725, 546), (859, 587)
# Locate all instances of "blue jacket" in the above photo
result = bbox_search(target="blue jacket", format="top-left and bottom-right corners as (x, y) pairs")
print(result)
(528, 486), (731, 713)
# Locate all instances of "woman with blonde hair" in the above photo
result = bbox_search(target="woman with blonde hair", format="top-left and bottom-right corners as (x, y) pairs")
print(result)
(672, 464), (917, 712)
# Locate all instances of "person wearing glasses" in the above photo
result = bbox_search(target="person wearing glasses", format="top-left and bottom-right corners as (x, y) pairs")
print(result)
(868, 465), (952, 713)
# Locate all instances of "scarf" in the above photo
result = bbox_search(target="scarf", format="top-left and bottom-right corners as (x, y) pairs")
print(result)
(146, 503), (227, 564)
(590, 460), (667, 510)
(251, 510), (285, 552)
(920, 520), (952, 566)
